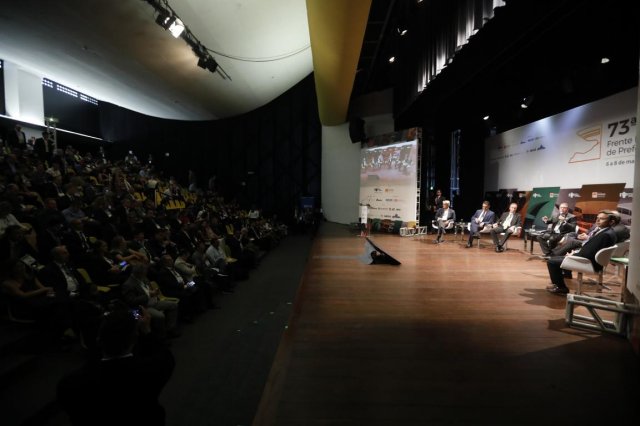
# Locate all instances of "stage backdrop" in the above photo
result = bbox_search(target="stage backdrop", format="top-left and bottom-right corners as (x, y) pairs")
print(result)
(484, 88), (636, 191)
(359, 128), (421, 223)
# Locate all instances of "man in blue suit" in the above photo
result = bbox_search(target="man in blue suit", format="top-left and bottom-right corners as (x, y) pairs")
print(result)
(465, 201), (495, 248)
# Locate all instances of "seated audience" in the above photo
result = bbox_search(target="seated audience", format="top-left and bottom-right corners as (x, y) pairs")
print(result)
(121, 263), (180, 339)
(57, 302), (175, 425)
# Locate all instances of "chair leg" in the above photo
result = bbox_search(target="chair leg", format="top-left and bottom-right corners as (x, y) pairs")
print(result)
(576, 272), (583, 295)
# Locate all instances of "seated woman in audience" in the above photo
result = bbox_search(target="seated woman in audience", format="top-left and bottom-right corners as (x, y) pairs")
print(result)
(1, 258), (72, 333)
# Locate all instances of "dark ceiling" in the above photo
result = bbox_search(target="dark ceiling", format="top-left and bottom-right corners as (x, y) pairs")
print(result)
(352, 0), (639, 134)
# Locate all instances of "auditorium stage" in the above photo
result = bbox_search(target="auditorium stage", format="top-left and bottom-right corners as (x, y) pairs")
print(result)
(254, 222), (639, 425)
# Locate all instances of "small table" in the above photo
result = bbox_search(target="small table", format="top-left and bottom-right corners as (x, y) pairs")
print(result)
(454, 222), (467, 240)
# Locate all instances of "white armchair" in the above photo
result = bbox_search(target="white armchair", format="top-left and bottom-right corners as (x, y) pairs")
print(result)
(560, 245), (617, 294)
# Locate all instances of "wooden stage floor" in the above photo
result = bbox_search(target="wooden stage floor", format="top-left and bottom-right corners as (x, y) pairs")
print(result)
(254, 223), (639, 425)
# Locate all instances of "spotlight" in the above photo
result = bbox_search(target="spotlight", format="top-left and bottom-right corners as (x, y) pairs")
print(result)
(520, 95), (534, 109)
(155, 12), (175, 30)
(389, 56), (395, 63)
(397, 27), (408, 36)
(197, 55), (219, 73)
(601, 57), (610, 64)
(168, 18), (185, 38)
(483, 115), (490, 121)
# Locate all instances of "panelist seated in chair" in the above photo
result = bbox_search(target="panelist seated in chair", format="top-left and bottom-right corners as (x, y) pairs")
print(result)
(490, 202), (521, 252)
(465, 200), (495, 248)
(537, 202), (577, 256)
(433, 200), (456, 243)
(545, 210), (617, 295)
(551, 210), (630, 260)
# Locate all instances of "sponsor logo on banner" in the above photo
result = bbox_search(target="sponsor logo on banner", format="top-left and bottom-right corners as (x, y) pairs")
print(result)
(591, 192), (606, 199)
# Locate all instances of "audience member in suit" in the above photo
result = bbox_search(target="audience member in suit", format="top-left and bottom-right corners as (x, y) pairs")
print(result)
(465, 201), (495, 248)
(34, 131), (54, 161)
(128, 229), (155, 266)
(86, 240), (130, 286)
(38, 245), (93, 301)
(62, 219), (92, 264)
(433, 200), (456, 243)
(156, 254), (206, 319)
(171, 222), (197, 253)
(121, 263), (180, 339)
(6, 124), (27, 149)
(227, 229), (256, 270)
(36, 198), (66, 235)
(37, 222), (65, 264)
(490, 202), (521, 252)
(545, 210), (617, 295)
(57, 302), (175, 425)
(537, 202), (577, 256)
(0, 225), (40, 262)
(110, 235), (148, 265)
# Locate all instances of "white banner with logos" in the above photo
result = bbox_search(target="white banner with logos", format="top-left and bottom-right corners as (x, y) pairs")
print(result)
(485, 88), (636, 191)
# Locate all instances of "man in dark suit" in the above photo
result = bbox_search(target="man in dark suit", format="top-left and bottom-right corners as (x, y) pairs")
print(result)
(6, 124), (27, 149)
(38, 245), (92, 301)
(545, 210), (617, 295)
(490, 202), (521, 252)
(34, 131), (54, 161)
(465, 200), (496, 248)
(537, 202), (577, 255)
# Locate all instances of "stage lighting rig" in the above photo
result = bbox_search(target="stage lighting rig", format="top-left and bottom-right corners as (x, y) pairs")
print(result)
(144, 0), (230, 80)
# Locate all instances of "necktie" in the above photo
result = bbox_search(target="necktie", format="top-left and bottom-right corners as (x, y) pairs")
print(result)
(478, 211), (485, 222)
(503, 214), (512, 228)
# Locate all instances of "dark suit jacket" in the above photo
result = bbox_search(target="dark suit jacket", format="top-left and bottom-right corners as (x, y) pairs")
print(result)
(38, 262), (89, 300)
(470, 209), (495, 225)
(575, 227), (617, 270)
(544, 213), (577, 234)
(155, 267), (185, 299)
(496, 211), (521, 228)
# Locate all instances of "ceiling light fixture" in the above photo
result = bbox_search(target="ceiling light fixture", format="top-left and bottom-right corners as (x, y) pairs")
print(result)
(389, 56), (395, 63)
(601, 57), (610, 64)
(483, 115), (490, 121)
(145, 0), (231, 80)
(520, 95), (534, 109)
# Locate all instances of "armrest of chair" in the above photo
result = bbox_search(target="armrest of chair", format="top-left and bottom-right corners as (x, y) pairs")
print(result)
(560, 255), (593, 273)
